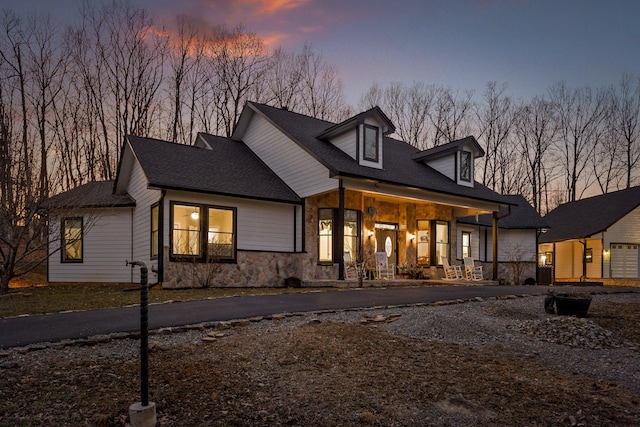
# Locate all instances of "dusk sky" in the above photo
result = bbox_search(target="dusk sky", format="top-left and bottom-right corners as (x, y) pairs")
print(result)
(4, 0), (640, 105)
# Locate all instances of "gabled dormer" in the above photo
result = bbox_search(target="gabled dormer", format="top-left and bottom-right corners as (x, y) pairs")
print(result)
(411, 136), (484, 188)
(317, 106), (395, 170)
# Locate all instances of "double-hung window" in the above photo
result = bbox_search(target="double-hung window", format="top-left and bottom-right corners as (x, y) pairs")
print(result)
(416, 220), (430, 266)
(318, 209), (334, 263)
(170, 202), (236, 262)
(416, 219), (450, 266)
(461, 231), (471, 259)
(363, 124), (379, 162)
(318, 208), (361, 264)
(460, 151), (472, 182)
(61, 217), (83, 262)
(434, 221), (450, 265)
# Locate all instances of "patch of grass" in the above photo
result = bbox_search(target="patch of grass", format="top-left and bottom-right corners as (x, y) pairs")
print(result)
(0, 283), (324, 318)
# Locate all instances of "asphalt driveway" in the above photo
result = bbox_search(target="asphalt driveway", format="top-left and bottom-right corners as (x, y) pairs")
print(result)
(0, 285), (634, 349)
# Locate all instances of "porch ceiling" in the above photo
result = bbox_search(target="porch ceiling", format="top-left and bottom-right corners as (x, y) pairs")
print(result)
(341, 177), (505, 214)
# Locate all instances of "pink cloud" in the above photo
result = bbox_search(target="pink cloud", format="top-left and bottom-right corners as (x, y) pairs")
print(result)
(300, 25), (323, 33)
(261, 31), (288, 47)
(149, 0), (342, 51)
(239, 0), (310, 15)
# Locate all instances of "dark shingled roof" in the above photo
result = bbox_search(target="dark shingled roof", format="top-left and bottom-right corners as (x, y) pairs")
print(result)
(457, 195), (549, 229)
(317, 106), (395, 139)
(247, 102), (510, 206)
(43, 181), (135, 209)
(412, 136), (485, 162)
(539, 186), (640, 243)
(127, 134), (301, 204)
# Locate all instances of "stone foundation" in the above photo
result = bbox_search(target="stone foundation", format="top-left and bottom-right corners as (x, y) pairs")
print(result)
(163, 250), (302, 289)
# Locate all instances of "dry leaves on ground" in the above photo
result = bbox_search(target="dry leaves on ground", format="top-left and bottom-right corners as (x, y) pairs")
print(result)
(0, 298), (639, 426)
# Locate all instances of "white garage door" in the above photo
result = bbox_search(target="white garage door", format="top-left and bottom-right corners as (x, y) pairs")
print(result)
(610, 244), (639, 278)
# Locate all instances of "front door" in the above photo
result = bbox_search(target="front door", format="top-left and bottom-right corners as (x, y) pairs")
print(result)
(375, 223), (398, 271)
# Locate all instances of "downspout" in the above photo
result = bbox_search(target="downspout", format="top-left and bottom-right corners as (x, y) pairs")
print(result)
(492, 206), (512, 281)
(130, 208), (134, 283)
(157, 189), (165, 284)
(293, 205), (297, 253)
(337, 181), (345, 280)
(301, 198), (306, 253)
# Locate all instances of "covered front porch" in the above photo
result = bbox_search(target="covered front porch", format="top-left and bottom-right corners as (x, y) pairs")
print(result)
(303, 177), (508, 283)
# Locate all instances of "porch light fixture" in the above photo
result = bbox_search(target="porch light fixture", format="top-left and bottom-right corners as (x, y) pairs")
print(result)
(408, 233), (415, 241)
(603, 249), (610, 261)
(191, 210), (199, 220)
(368, 230), (374, 238)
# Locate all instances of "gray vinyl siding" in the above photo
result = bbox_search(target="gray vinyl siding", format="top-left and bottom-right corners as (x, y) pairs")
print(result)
(127, 158), (162, 283)
(48, 208), (133, 283)
(330, 129), (357, 159)
(164, 190), (297, 252)
(426, 156), (455, 181)
(480, 229), (536, 262)
(242, 114), (336, 197)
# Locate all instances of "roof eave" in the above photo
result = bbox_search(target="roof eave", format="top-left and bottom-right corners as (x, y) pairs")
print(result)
(147, 183), (302, 205)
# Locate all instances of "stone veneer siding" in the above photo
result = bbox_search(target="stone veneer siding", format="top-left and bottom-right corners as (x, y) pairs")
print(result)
(162, 248), (302, 288)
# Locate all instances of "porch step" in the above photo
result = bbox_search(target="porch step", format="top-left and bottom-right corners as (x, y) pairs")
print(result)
(301, 279), (497, 288)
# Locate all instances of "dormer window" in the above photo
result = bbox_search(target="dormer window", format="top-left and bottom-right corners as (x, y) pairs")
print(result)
(363, 124), (379, 162)
(460, 151), (471, 182)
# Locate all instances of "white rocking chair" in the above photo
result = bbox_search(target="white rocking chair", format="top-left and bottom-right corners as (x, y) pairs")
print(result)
(375, 252), (395, 279)
(343, 251), (358, 279)
(442, 257), (463, 280)
(464, 257), (483, 281)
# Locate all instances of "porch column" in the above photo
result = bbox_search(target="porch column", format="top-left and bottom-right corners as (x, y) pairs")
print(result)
(492, 212), (498, 280)
(337, 180), (345, 280)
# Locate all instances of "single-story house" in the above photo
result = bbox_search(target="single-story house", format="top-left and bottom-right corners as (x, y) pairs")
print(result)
(538, 186), (640, 284)
(46, 102), (517, 287)
(457, 195), (549, 285)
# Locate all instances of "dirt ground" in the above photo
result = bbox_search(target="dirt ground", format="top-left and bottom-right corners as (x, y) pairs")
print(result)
(1, 298), (639, 426)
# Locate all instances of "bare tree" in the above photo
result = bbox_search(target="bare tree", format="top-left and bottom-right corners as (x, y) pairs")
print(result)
(592, 89), (625, 193)
(0, 11), (46, 294)
(0, 11), (32, 197)
(610, 73), (640, 189)
(210, 25), (268, 136)
(429, 86), (474, 146)
(24, 13), (66, 197)
(549, 82), (607, 202)
(358, 82), (383, 110)
(70, 1), (166, 177)
(261, 46), (305, 110)
(165, 15), (199, 144)
(0, 44), (49, 294)
(377, 82), (434, 149)
(476, 82), (515, 193)
(297, 44), (348, 122)
(514, 96), (558, 213)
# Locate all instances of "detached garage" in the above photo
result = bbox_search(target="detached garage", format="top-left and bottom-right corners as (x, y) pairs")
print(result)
(610, 244), (639, 278)
(539, 186), (640, 282)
